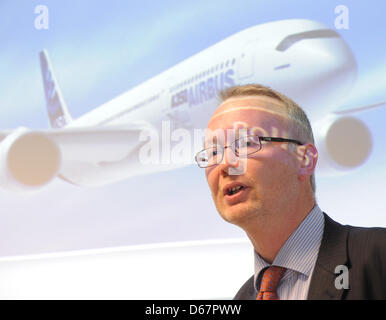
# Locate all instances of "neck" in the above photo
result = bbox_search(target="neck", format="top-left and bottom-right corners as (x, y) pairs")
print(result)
(242, 195), (316, 264)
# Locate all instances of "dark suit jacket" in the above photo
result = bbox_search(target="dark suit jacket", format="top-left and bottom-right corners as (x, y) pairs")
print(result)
(234, 213), (386, 300)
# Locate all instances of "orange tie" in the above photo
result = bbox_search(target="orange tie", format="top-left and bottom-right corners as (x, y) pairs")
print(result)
(256, 266), (287, 300)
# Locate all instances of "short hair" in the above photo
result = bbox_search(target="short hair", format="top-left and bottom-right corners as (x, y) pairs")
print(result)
(219, 84), (316, 193)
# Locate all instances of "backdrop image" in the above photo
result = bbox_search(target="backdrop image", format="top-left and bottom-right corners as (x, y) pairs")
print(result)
(0, 0), (385, 299)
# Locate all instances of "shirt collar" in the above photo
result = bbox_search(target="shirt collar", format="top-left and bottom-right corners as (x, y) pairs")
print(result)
(253, 205), (325, 291)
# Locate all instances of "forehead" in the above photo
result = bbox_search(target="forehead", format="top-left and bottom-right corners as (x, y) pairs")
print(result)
(208, 96), (289, 131)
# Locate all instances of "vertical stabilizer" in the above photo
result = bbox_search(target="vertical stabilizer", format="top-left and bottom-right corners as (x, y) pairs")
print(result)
(39, 49), (73, 128)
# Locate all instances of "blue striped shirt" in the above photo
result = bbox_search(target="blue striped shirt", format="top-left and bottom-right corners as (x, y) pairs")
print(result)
(253, 205), (325, 300)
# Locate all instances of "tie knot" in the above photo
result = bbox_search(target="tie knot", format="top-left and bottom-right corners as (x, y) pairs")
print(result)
(256, 266), (287, 300)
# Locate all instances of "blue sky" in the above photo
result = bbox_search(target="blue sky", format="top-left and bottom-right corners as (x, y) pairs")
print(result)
(0, 0), (385, 256)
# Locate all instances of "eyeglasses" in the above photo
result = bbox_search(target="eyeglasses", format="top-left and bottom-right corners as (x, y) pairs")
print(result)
(195, 135), (303, 168)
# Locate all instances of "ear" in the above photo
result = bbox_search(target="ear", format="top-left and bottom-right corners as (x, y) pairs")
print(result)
(296, 143), (318, 182)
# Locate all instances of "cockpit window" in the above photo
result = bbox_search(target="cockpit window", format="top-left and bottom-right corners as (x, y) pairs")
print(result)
(276, 29), (340, 51)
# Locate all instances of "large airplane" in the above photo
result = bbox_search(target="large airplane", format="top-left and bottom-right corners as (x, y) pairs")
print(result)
(0, 19), (379, 192)
(0, 18), (385, 300)
(0, 18), (382, 193)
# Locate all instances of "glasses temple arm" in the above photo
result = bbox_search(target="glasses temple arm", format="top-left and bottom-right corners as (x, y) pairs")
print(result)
(259, 137), (303, 145)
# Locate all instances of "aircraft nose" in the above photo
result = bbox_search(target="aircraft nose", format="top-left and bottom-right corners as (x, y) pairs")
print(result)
(264, 31), (358, 120)
(284, 31), (357, 80)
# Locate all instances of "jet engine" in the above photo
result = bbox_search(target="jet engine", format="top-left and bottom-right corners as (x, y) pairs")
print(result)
(0, 127), (61, 191)
(314, 115), (372, 176)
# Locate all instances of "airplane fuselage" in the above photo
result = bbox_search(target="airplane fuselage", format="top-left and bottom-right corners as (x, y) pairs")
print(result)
(69, 19), (356, 132)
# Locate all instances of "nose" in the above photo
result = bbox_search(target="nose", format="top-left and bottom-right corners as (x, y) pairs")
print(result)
(223, 146), (238, 165)
(219, 146), (246, 175)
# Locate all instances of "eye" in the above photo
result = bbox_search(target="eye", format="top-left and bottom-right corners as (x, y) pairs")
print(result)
(205, 147), (218, 159)
(246, 136), (260, 147)
(246, 140), (258, 147)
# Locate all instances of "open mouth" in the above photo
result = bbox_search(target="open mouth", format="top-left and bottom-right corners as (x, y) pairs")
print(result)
(223, 182), (248, 197)
(227, 185), (245, 196)
(223, 182), (249, 205)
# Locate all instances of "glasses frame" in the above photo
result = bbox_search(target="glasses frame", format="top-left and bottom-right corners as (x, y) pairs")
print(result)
(195, 135), (303, 168)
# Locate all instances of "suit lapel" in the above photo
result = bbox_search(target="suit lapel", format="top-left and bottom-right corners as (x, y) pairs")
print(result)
(307, 213), (350, 300)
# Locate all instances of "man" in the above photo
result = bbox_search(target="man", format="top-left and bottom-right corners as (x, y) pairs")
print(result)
(195, 84), (386, 300)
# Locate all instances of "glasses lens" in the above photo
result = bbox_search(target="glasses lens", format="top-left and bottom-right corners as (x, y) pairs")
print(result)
(196, 146), (221, 167)
(234, 135), (261, 156)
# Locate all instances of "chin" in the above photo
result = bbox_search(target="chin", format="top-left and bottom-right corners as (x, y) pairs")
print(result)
(219, 202), (257, 226)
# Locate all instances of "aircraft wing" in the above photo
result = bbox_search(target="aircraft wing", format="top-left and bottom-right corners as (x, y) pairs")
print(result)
(0, 122), (155, 191)
(45, 124), (152, 163)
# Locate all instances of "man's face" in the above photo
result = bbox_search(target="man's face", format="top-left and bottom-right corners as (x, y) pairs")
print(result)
(205, 96), (302, 227)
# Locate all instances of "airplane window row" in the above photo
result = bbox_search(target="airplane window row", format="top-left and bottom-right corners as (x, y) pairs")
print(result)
(170, 58), (236, 93)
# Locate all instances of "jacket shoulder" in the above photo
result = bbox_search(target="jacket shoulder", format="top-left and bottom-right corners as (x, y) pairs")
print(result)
(346, 224), (386, 299)
(348, 224), (386, 242)
(347, 224), (386, 264)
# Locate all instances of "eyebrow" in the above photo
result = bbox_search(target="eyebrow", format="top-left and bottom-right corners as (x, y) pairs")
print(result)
(204, 127), (253, 148)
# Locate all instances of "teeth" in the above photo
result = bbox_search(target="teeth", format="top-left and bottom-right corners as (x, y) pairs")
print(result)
(228, 185), (243, 194)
